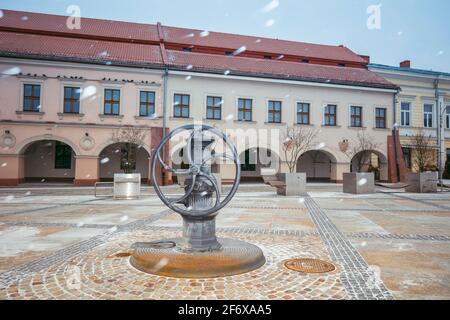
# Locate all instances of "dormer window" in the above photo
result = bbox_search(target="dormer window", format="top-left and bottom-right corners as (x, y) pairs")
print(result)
(183, 47), (192, 52)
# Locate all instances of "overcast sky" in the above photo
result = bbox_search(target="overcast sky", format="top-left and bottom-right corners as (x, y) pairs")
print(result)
(1, 0), (449, 72)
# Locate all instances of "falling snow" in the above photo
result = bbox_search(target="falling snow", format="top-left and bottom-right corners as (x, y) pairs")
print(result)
(265, 19), (275, 27)
(232, 46), (246, 56)
(80, 86), (97, 101)
(100, 157), (110, 164)
(261, 0), (280, 13)
(199, 30), (209, 37)
(1, 67), (21, 77)
(358, 178), (368, 186)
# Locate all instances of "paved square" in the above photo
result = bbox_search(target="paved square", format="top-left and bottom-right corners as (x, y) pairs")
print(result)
(0, 184), (449, 300)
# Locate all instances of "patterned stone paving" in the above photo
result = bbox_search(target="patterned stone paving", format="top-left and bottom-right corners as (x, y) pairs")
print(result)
(304, 197), (393, 300)
(1, 187), (450, 300)
(0, 230), (346, 300)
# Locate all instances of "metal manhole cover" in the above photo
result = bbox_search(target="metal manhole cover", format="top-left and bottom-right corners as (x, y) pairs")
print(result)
(284, 258), (336, 274)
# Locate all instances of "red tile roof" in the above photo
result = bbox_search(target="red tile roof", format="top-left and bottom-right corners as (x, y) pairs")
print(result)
(0, 31), (164, 66)
(166, 50), (395, 88)
(0, 10), (160, 43)
(161, 26), (367, 64)
(0, 9), (397, 90)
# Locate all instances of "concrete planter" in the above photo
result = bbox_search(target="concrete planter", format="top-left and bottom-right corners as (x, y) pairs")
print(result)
(113, 173), (141, 199)
(343, 172), (375, 194)
(405, 172), (438, 193)
(279, 173), (306, 196)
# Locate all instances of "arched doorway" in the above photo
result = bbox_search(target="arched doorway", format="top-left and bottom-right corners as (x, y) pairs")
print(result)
(350, 150), (388, 182)
(22, 140), (76, 183)
(297, 150), (337, 182)
(239, 148), (280, 182)
(98, 142), (150, 182)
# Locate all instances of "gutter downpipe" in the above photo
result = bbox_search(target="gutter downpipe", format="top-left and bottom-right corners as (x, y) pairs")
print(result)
(392, 90), (401, 182)
(435, 77), (443, 191)
(162, 66), (168, 163)
(392, 89), (400, 182)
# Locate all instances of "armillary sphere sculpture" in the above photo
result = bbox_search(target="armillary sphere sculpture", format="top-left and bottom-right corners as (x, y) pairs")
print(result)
(130, 124), (266, 278)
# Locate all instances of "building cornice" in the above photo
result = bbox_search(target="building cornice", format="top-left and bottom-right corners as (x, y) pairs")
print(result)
(168, 70), (398, 94)
(0, 120), (160, 130)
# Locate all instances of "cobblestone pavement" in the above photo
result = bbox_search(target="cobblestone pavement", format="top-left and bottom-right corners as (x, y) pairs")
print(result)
(1, 185), (450, 300)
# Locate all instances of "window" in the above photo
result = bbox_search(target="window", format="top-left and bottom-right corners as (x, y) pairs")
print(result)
(301, 59), (310, 63)
(264, 55), (272, 60)
(206, 96), (222, 120)
(174, 94), (190, 118)
(324, 104), (337, 126)
(375, 108), (387, 129)
(401, 102), (411, 126)
(23, 84), (41, 112)
(423, 104), (433, 128)
(446, 106), (450, 129)
(54, 142), (72, 169)
(139, 91), (155, 117)
(296, 102), (310, 125)
(183, 47), (192, 52)
(104, 89), (120, 115)
(350, 106), (362, 127)
(225, 51), (233, 56)
(402, 147), (412, 169)
(267, 100), (282, 123)
(238, 98), (252, 122)
(240, 149), (256, 172)
(63, 87), (80, 114)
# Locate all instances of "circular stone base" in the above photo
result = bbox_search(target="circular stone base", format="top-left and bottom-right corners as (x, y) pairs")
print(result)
(130, 238), (266, 278)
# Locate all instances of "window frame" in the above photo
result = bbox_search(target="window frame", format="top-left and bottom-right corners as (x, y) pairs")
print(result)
(400, 101), (411, 127)
(237, 98), (253, 122)
(22, 83), (42, 112)
(206, 96), (223, 120)
(446, 105), (450, 129)
(324, 104), (337, 126)
(103, 88), (121, 116)
(375, 107), (387, 129)
(423, 103), (434, 128)
(267, 100), (282, 124)
(139, 90), (156, 117)
(296, 102), (310, 125)
(63, 86), (81, 114)
(173, 93), (190, 118)
(350, 105), (363, 128)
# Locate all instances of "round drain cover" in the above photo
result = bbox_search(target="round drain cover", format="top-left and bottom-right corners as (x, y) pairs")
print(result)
(284, 258), (335, 274)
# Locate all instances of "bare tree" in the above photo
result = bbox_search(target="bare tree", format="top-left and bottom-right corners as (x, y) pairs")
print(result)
(111, 127), (147, 173)
(282, 126), (318, 173)
(341, 130), (380, 173)
(408, 130), (436, 172)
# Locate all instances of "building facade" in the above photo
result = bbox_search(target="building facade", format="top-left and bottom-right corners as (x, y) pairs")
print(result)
(0, 10), (399, 186)
(370, 61), (450, 178)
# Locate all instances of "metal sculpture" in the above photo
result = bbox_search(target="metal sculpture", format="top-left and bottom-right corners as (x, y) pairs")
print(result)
(130, 124), (265, 278)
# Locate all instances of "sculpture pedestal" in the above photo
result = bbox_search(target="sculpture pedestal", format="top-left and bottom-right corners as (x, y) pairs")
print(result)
(130, 238), (266, 278)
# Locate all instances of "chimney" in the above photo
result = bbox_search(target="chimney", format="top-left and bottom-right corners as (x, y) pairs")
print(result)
(400, 60), (411, 68)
